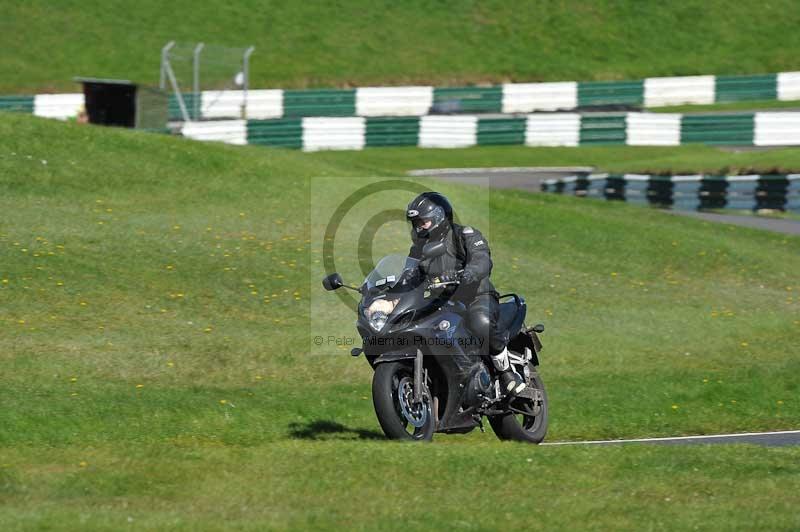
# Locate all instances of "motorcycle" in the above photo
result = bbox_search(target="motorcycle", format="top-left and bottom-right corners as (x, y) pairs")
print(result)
(322, 240), (548, 443)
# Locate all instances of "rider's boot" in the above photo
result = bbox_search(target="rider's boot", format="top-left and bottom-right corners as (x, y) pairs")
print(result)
(491, 347), (526, 396)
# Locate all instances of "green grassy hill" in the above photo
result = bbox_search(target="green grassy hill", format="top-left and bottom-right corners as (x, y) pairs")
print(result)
(3, 0), (800, 93)
(1, 114), (799, 529)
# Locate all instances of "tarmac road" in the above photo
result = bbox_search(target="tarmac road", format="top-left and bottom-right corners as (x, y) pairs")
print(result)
(662, 210), (800, 236)
(543, 430), (800, 447)
(411, 167), (800, 236)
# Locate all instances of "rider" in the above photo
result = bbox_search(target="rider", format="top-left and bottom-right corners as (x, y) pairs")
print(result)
(406, 192), (526, 396)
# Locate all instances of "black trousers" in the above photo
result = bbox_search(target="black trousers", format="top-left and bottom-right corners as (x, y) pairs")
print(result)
(466, 293), (507, 357)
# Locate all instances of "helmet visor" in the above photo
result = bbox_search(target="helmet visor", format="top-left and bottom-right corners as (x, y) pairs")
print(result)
(410, 205), (445, 233)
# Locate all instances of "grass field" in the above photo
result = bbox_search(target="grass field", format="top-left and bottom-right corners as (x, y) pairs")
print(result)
(3, 1), (800, 93)
(1, 113), (799, 529)
(653, 99), (800, 114)
(310, 143), (800, 176)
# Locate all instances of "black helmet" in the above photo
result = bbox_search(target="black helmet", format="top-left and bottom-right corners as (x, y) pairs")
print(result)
(406, 192), (453, 241)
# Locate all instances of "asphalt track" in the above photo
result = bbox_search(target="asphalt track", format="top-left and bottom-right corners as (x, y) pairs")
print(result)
(411, 167), (800, 236)
(543, 430), (800, 447)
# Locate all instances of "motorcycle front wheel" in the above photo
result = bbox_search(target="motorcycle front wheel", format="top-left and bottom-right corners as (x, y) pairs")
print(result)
(372, 362), (435, 441)
(488, 366), (548, 444)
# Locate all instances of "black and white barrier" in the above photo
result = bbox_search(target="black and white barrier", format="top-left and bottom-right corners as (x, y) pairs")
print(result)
(541, 174), (800, 212)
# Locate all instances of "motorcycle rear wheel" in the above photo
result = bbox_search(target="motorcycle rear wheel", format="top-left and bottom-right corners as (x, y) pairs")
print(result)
(372, 362), (435, 441)
(488, 366), (548, 444)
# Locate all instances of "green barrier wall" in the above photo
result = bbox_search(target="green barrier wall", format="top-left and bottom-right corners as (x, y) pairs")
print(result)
(680, 114), (755, 145)
(167, 93), (202, 121)
(247, 118), (303, 148)
(476, 117), (526, 145)
(714, 74), (777, 103)
(0, 95), (34, 113)
(433, 87), (502, 113)
(365, 117), (420, 147)
(578, 80), (644, 108)
(283, 89), (356, 117)
(579, 114), (627, 144)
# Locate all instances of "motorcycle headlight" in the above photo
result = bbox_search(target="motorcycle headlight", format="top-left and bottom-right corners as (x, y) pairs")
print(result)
(368, 311), (389, 332)
(365, 299), (397, 332)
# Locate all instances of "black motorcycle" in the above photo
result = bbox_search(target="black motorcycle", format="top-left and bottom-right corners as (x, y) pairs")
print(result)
(322, 241), (548, 443)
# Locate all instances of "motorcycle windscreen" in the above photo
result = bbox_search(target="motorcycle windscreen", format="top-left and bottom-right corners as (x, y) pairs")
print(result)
(364, 254), (420, 291)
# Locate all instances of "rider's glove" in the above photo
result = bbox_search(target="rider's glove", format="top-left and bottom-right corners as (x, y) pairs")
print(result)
(459, 269), (478, 285)
(437, 270), (459, 284)
(404, 267), (422, 285)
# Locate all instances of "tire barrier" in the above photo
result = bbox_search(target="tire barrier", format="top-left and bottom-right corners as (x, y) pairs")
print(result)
(3, 71), (800, 121)
(191, 112), (800, 150)
(540, 174), (800, 212)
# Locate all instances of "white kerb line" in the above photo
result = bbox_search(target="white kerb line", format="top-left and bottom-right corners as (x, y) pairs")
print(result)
(541, 429), (800, 446)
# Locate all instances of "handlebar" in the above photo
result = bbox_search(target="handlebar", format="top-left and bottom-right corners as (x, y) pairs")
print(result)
(427, 269), (464, 290)
(428, 280), (460, 289)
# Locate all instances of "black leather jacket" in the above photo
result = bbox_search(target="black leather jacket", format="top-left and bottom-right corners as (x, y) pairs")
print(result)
(409, 222), (497, 302)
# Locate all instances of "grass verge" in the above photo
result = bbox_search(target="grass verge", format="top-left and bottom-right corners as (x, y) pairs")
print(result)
(2, 1), (800, 93)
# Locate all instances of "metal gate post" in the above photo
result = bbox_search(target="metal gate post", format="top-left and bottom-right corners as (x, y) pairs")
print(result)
(242, 46), (255, 119)
(160, 41), (175, 90)
(193, 42), (205, 120)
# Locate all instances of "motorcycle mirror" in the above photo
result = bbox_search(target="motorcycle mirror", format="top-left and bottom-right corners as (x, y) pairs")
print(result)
(322, 273), (344, 291)
(421, 241), (446, 261)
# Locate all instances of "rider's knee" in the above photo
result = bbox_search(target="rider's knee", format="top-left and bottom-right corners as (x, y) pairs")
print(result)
(467, 308), (492, 337)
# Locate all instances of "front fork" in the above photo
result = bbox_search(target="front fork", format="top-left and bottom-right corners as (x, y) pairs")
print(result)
(413, 348), (423, 403)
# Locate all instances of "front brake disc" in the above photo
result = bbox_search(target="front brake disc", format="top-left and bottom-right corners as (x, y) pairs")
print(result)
(397, 377), (428, 428)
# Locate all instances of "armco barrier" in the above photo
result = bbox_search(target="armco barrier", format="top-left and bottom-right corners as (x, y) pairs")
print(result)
(541, 174), (800, 212)
(247, 118), (303, 148)
(715, 74), (776, 102)
(200, 89), (283, 120)
(643, 76), (715, 107)
(365, 117), (422, 147)
(502, 82), (577, 113)
(433, 86), (502, 113)
(578, 80), (644, 107)
(418, 115), (477, 148)
(754, 113), (800, 146)
(578, 114), (627, 145)
(34, 93), (84, 120)
(7, 71), (800, 122)
(303, 117), (365, 151)
(525, 113), (580, 146)
(476, 117), (526, 146)
(0, 95), (34, 113)
(681, 114), (755, 145)
(175, 111), (800, 151)
(282, 89), (355, 117)
(777, 72), (800, 100)
(181, 120), (247, 145)
(626, 113), (681, 146)
(356, 87), (433, 117)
